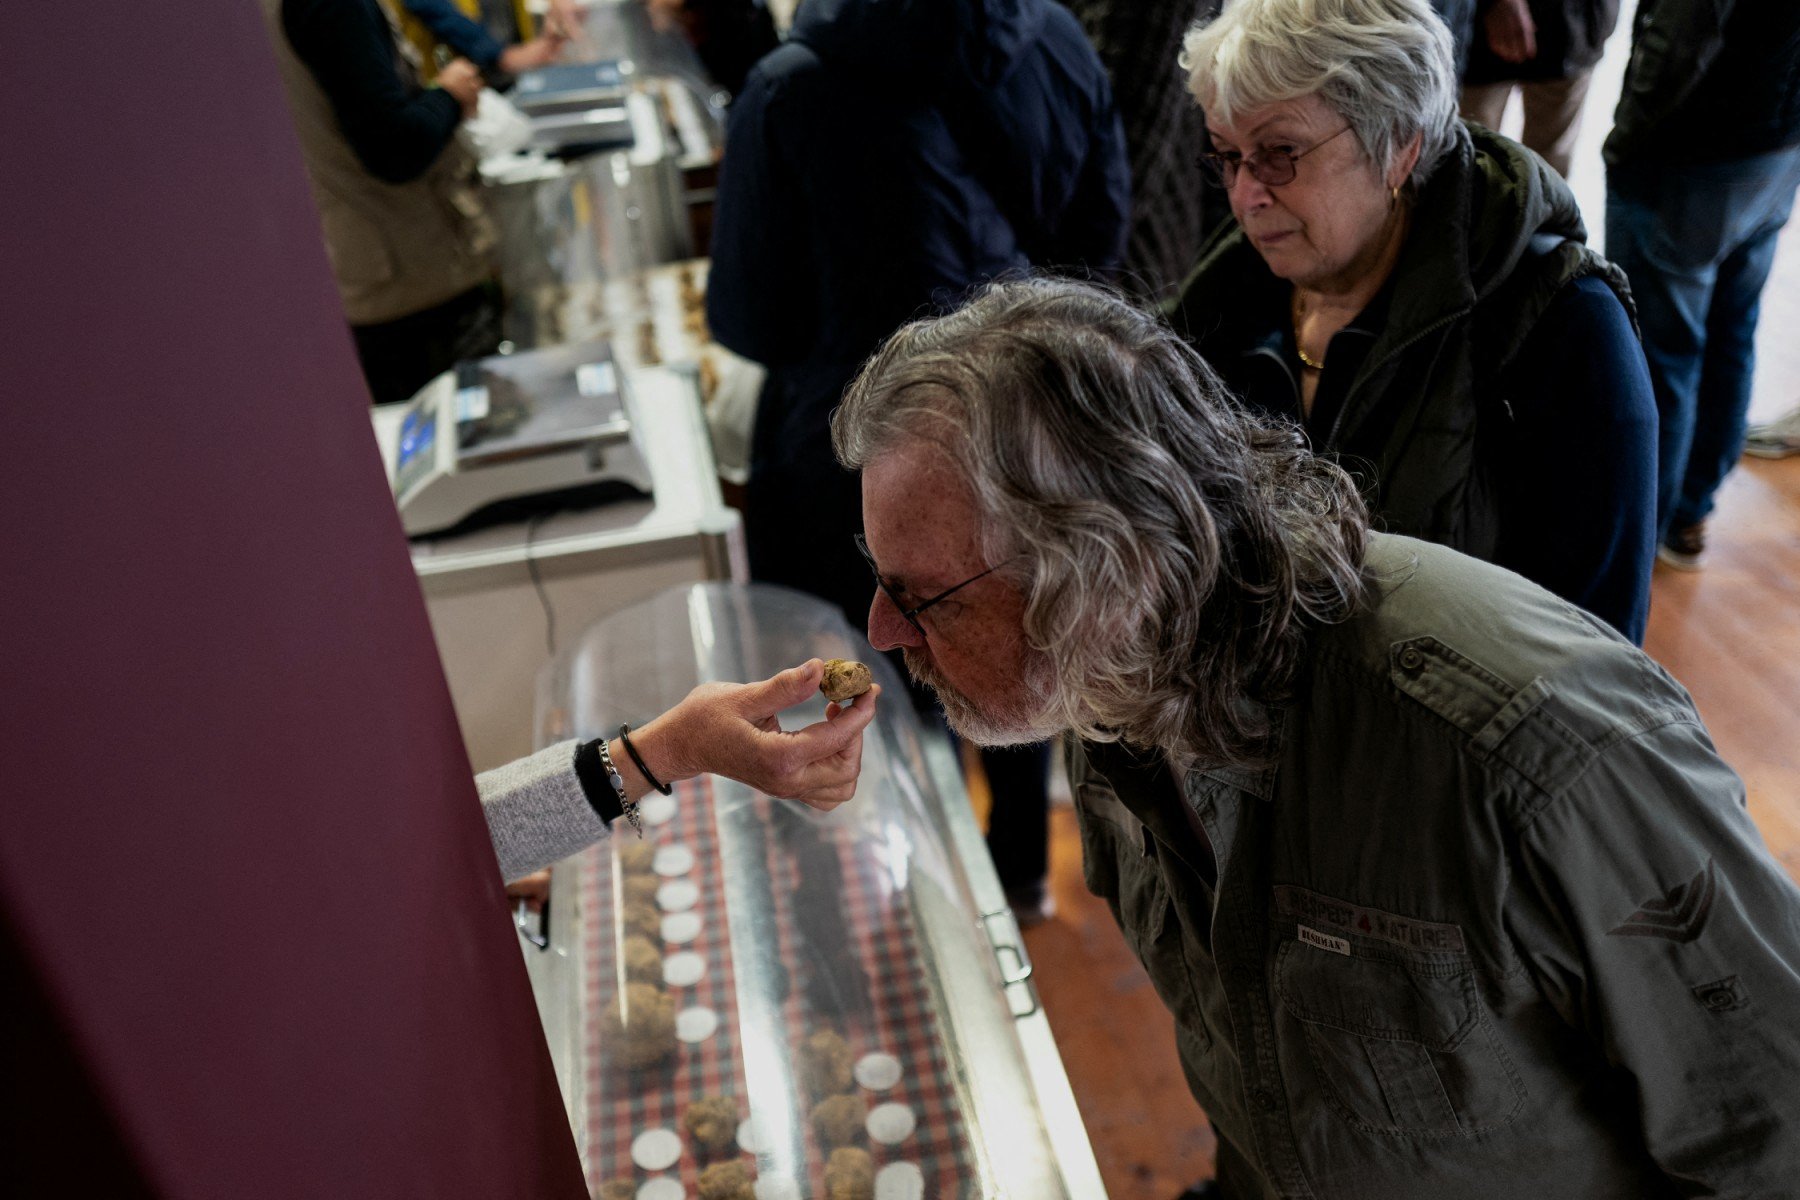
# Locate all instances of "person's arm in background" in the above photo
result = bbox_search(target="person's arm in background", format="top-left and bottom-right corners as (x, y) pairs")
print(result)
(1038, 9), (1131, 276)
(1053, 83), (1130, 276)
(705, 49), (820, 368)
(402, 0), (505, 67)
(1506, 716), (1800, 1191)
(282, 0), (473, 183)
(405, 0), (569, 75)
(1493, 274), (1656, 643)
(1603, 0), (1735, 164)
(479, 660), (880, 880)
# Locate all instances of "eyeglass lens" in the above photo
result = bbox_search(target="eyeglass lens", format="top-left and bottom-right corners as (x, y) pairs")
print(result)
(1204, 148), (1297, 187)
(854, 534), (928, 635)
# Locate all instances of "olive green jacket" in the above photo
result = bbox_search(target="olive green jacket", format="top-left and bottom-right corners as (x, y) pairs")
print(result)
(1071, 534), (1800, 1199)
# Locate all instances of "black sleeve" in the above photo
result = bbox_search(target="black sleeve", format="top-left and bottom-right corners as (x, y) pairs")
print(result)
(571, 738), (624, 825)
(1492, 275), (1657, 643)
(281, 0), (463, 184)
(1603, 0), (1736, 165)
(1049, 69), (1131, 275)
(705, 54), (819, 368)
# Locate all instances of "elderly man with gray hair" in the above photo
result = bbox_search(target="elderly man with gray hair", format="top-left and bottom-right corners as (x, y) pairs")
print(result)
(836, 274), (1800, 1197)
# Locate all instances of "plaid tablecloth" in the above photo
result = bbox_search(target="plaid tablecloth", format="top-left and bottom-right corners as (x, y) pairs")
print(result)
(579, 777), (978, 1197)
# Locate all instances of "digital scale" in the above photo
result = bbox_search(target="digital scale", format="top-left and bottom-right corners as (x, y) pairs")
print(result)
(511, 59), (636, 153)
(391, 341), (653, 538)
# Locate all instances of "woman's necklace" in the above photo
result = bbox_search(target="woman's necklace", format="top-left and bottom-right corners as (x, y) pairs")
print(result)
(1292, 291), (1325, 370)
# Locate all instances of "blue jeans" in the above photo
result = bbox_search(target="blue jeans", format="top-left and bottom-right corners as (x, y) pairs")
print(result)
(1605, 145), (1800, 537)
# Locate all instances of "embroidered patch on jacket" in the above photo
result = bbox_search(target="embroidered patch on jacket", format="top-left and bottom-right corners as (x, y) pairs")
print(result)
(1691, 975), (1748, 1013)
(1273, 885), (1466, 953)
(1608, 858), (1718, 943)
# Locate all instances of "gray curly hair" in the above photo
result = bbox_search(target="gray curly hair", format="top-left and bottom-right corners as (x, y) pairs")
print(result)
(1180, 0), (1460, 189)
(831, 276), (1371, 767)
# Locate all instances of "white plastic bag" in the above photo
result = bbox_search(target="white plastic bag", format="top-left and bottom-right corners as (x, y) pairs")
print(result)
(462, 87), (535, 162)
(700, 343), (766, 487)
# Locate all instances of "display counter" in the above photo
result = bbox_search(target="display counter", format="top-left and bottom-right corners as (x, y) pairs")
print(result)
(521, 584), (1107, 1199)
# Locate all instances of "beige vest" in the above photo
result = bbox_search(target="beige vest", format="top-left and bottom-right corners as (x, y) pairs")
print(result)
(261, 0), (496, 325)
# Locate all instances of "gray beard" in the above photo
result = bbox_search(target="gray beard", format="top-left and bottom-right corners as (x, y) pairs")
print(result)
(903, 648), (1064, 748)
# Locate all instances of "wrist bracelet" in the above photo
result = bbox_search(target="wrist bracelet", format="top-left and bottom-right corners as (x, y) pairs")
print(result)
(619, 723), (674, 796)
(594, 738), (643, 836)
(572, 737), (623, 825)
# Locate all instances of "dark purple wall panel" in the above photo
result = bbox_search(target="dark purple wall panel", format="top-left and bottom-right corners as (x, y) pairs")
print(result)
(0, 4), (585, 1196)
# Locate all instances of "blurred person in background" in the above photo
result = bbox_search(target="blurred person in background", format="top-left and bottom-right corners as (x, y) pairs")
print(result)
(1603, 0), (1800, 570)
(395, 0), (584, 81)
(645, 0), (780, 95)
(1171, 0), (1655, 643)
(265, 0), (503, 405)
(706, 0), (1130, 925)
(1459, 0), (1621, 178)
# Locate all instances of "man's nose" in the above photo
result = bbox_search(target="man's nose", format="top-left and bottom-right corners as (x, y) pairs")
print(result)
(867, 588), (924, 652)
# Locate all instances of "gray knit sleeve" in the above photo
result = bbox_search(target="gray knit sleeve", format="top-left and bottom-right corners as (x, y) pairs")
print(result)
(477, 739), (612, 882)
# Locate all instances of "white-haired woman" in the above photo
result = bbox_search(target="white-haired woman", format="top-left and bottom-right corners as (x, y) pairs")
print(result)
(1172, 0), (1655, 642)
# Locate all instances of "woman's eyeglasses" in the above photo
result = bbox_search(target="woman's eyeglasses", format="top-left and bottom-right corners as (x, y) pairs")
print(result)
(1199, 125), (1352, 188)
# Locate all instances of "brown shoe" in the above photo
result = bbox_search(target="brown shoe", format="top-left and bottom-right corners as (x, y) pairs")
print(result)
(1657, 522), (1707, 571)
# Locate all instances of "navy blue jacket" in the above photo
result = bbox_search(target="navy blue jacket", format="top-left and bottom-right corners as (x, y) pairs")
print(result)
(707, 0), (1131, 475)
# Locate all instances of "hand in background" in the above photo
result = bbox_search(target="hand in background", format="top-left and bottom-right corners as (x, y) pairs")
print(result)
(633, 660), (881, 811)
(436, 58), (483, 116)
(498, 34), (565, 75)
(1482, 0), (1538, 64)
(545, 0), (585, 40)
(644, 0), (692, 37)
(505, 868), (551, 912)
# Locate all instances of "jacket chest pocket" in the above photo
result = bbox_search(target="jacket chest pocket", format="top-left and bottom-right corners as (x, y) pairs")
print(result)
(1075, 786), (1209, 1040)
(1274, 937), (1524, 1138)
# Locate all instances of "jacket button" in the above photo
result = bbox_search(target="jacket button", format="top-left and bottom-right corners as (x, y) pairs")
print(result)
(1399, 646), (1425, 672)
(1253, 1088), (1279, 1113)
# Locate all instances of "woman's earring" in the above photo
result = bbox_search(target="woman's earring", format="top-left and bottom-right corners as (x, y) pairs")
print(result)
(1390, 184), (1401, 206)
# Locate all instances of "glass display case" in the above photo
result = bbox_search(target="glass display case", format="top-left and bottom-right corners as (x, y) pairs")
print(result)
(525, 584), (1105, 1199)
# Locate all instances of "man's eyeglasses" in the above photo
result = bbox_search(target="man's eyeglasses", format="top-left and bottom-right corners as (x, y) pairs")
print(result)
(853, 533), (1010, 638)
(1198, 125), (1352, 188)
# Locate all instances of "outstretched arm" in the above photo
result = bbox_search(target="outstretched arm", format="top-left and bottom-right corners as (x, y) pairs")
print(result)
(479, 659), (880, 880)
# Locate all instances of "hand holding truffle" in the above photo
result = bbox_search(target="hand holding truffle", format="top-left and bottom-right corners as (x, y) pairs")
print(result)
(624, 659), (880, 811)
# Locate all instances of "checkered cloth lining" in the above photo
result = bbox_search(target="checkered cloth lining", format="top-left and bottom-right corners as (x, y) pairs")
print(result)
(579, 777), (978, 1196)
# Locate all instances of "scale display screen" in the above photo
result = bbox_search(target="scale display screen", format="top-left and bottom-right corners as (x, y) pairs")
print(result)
(514, 60), (627, 101)
(393, 401), (441, 500)
(455, 342), (629, 466)
(397, 406), (436, 472)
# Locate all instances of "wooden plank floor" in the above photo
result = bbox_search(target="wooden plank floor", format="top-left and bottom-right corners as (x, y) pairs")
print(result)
(1007, 454), (1800, 1198)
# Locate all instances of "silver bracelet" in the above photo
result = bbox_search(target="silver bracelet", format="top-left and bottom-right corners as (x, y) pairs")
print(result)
(595, 738), (643, 836)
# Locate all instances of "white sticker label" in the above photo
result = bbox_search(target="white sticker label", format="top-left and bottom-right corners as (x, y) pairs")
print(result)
(1298, 924), (1352, 957)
